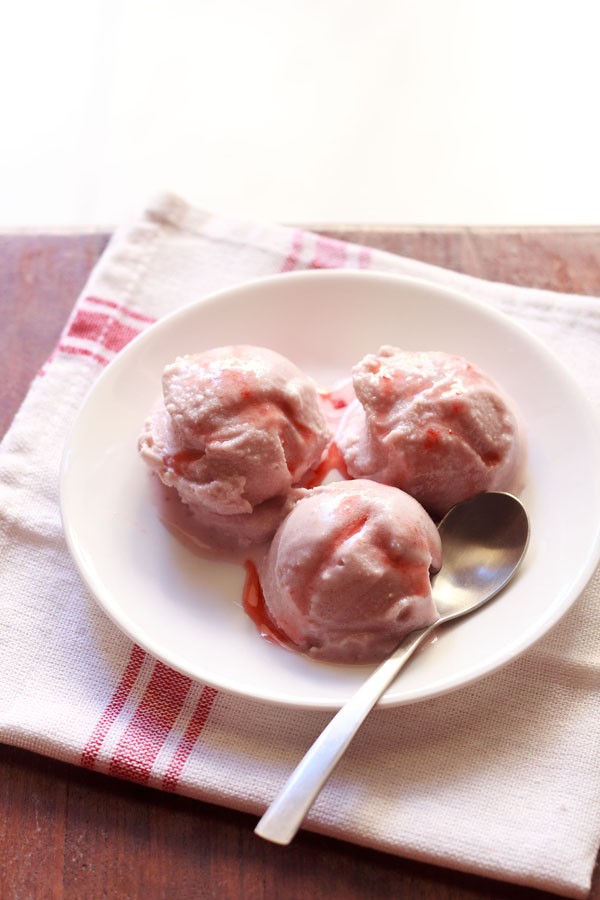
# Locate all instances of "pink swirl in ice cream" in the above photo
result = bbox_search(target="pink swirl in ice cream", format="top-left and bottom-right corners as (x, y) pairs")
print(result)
(336, 347), (526, 519)
(138, 345), (329, 547)
(261, 479), (442, 664)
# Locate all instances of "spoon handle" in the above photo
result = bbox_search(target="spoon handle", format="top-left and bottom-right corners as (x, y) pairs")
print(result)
(254, 622), (434, 845)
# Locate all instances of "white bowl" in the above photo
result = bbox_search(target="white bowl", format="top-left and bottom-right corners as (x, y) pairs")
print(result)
(60, 270), (600, 709)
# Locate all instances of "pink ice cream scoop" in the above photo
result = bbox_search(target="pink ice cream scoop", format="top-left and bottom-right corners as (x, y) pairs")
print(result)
(336, 347), (526, 519)
(261, 479), (442, 664)
(138, 345), (329, 546)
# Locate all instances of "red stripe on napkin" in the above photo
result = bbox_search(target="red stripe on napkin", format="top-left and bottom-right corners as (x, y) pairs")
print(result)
(162, 685), (219, 792)
(310, 234), (347, 269)
(86, 295), (156, 324)
(281, 229), (305, 272)
(81, 644), (147, 769)
(43, 296), (157, 374)
(280, 229), (372, 273)
(67, 309), (141, 354)
(107, 661), (193, 785)
(56, 342), (111, 368)
(357, 246), (372, 268)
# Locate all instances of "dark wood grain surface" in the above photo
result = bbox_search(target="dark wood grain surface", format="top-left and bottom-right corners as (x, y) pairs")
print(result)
(1, 227), (599, 900)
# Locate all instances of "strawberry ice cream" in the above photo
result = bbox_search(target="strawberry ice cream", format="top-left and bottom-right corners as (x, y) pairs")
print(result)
(138, 345), (329, 547)
(336, 347), (526, 519)
(261, 479), (442, 664)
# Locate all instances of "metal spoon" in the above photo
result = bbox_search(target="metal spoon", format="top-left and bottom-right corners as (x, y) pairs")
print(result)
(254, 490), (530, 845)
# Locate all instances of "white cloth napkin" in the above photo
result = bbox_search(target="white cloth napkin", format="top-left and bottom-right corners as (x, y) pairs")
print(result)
(1, 193), (600, 898)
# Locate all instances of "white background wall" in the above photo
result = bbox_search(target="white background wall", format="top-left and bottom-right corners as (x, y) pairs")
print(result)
(2, 0), (600, 227)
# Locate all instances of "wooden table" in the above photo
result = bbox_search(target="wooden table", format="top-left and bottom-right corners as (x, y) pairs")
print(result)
(2, 228), (599, 899)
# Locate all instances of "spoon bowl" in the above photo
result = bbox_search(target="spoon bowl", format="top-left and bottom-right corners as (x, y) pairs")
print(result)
(255, 491), (530, 845)
(433, 491), (530, 618)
